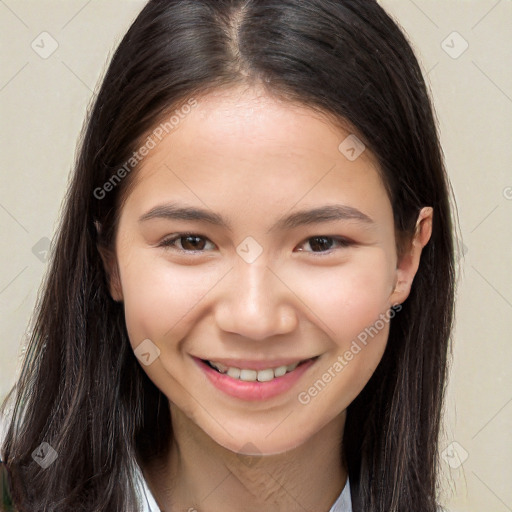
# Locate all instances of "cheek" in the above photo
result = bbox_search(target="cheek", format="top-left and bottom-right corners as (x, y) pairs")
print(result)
(117, 252), (217, 349)
(293, 255), (397, 412)
(282, 250), (395, 343)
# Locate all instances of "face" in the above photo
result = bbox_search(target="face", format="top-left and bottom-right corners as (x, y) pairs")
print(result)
(104, 85), (424, 456)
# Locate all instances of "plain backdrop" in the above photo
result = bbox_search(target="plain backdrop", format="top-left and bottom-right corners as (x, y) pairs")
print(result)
(0, 1), (511, 511)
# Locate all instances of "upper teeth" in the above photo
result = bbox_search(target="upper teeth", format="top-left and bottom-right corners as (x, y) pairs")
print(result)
(208, 361), (301, 382)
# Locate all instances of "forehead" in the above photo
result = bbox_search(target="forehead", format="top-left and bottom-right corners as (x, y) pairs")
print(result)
(121, 85), (391, 229)
(144, 85), (375, 169)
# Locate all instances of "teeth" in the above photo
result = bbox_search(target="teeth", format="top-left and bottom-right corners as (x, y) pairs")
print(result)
(240, 369), (257, 381)
(256, 369), (275, 382)
(226, 367), (241, 379)
(208, 360), (308, 382)
(212, 361), (228, 373)
(274, 365), (287, 377)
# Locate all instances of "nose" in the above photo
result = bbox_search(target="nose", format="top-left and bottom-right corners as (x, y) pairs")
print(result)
(214, 258), (298, 341)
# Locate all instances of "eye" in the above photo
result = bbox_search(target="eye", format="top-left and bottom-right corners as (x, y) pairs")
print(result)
(158, 233), (353, 256)
(158, 233), (215, 253)
(296, 236), (353, 255)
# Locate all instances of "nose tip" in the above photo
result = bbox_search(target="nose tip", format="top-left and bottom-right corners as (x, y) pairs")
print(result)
(214, 263), (298, 340)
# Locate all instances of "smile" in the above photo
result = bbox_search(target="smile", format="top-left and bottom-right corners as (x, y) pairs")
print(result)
(194, 356), (319, 401)
(203, 359), (314, 382)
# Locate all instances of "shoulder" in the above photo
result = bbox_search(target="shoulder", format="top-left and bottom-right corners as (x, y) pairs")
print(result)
(133, 460), (161, 512)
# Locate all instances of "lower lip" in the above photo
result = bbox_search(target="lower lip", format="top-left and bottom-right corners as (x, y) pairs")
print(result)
(194, 357), (317, 401)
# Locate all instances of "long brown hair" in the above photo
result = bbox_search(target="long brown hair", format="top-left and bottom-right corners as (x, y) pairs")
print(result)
(1, 1), (457, 510)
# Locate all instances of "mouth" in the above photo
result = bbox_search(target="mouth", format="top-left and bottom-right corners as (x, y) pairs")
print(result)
(194, 355), (320, 401)
(200, 356), (319, 383)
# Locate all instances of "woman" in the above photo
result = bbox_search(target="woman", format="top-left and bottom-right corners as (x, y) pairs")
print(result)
(0, 0), (456, 510)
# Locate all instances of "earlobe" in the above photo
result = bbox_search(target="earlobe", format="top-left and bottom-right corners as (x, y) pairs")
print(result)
(389, 207), (433, 306)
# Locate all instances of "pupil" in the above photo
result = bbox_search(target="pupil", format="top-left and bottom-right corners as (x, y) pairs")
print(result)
(183, 236), (204, 250)
(310, 237), (331, 252)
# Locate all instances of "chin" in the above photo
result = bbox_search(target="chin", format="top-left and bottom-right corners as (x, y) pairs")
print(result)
(207, 421), (315, 458)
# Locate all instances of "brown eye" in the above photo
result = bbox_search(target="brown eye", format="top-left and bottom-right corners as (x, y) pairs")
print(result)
(297, 236), (352, 255)
(159, 233), (215, 253)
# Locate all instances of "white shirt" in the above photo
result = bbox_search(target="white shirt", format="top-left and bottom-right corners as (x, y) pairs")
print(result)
(134, 462), (352, 511)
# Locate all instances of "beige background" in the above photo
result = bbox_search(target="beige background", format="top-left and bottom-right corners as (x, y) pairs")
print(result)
(0, 1), (511, 510)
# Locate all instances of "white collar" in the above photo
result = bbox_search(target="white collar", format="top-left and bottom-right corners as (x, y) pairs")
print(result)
(134, 462), (352, 511)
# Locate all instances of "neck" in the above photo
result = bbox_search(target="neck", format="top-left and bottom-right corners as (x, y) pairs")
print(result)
(143, 404), (348, 512)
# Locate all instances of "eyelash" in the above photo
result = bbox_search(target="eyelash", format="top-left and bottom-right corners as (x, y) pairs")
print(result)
(158, 232), (353, 256)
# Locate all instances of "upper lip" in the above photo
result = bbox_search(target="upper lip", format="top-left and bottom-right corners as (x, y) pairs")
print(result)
(194, 355), (318, 370)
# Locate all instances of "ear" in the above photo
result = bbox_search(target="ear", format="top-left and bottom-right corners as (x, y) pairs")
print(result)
(389, 207), (433, 306)
(95, 222), (123, 302)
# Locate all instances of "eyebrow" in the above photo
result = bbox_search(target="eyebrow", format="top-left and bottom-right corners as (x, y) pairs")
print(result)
(138, 202), (374, 233)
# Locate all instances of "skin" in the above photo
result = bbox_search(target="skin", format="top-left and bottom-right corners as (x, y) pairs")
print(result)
(100, 84), (433, 512)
